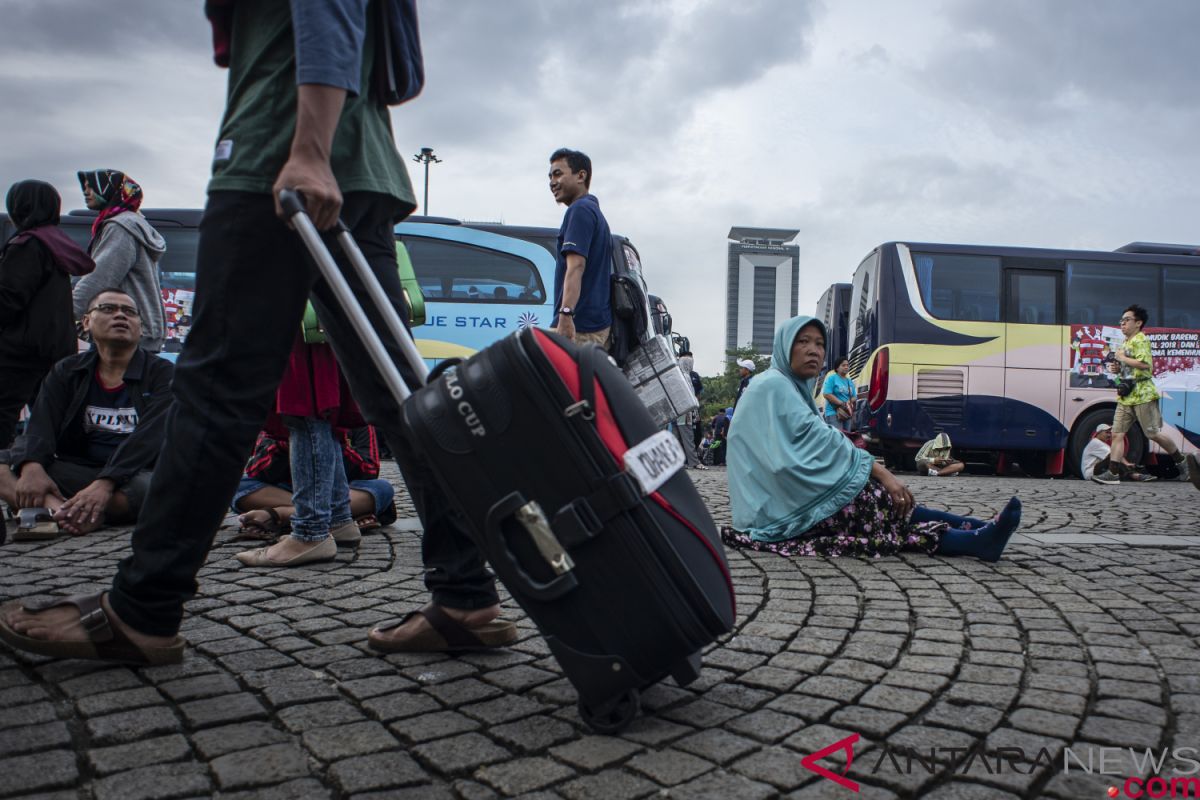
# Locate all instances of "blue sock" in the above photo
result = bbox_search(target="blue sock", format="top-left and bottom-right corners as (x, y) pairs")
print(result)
(936, 497), (1021, 562)
(911, 505), (987, 529)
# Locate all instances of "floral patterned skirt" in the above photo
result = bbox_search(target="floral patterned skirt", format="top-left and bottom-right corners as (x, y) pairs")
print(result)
(721, 479), (946, 558)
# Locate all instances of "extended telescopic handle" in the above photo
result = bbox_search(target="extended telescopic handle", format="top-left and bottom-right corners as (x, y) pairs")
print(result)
(278, 189), (429, 405)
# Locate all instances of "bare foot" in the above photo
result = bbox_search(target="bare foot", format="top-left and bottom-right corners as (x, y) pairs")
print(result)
(2, 593), (177, 649)
(368, 604), (501, 648)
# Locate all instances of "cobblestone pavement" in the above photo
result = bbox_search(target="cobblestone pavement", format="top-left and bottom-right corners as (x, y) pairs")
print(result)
(2, 470), (1199, 799)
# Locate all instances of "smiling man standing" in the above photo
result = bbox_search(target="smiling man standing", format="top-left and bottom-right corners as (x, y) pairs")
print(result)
(548, 148), (613, 347)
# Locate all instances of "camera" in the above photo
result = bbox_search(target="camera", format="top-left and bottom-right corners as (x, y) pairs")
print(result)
(1116, 379), (1135, 397)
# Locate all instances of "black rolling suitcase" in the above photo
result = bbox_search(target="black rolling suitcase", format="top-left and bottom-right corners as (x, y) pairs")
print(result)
(281, 192), (737, 733)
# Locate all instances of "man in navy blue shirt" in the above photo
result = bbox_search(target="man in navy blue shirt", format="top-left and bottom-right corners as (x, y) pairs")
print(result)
(548, 148), (613, 346)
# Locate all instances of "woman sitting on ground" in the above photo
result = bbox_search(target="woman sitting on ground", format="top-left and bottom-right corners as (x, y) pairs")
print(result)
(722, 315), (1020, 560)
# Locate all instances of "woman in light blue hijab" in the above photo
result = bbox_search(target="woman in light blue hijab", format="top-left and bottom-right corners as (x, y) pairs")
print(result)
(723, 315), (1020, 561)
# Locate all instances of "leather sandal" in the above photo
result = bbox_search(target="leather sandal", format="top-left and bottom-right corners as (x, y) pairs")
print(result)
(231, 507), (289, 542)
(368, 604), (517, 654)
(0, 592), (186, 665)
(13, 508), (59, 541)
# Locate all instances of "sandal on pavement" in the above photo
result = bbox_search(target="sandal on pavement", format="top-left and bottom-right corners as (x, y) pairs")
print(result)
(368, 604), (518, 654)
(235, 535), (337, 567)
(355, 514), (380, 532)
(0, 592), (186, 666)
(231, 507), (289, 542)
(14, 508), (59, 541)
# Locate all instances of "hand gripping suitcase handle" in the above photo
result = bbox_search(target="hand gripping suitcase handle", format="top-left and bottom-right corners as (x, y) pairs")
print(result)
(278, 189), (429, 405)
(485, 493), (579, 602)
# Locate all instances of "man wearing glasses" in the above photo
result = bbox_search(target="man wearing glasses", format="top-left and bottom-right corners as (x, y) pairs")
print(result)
(0, 289), (174, 538)
(1093, 304), (1198, 488)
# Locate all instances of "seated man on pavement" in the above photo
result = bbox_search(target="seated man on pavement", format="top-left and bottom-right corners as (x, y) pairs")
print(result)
(233, 422), (397, 540)
(0, 288), (173, 539)
(915, 433), (965, 477)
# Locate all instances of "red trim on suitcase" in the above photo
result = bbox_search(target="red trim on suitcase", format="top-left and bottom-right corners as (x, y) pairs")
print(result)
(533, 329), (736, 615)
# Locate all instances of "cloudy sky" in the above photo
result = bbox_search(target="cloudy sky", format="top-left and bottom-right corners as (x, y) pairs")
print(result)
(2, 0), (1197, 374)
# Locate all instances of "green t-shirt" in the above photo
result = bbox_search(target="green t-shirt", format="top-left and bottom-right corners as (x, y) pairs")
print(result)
(208, 0), (415, 214)
(1117, 331), (1159, 407)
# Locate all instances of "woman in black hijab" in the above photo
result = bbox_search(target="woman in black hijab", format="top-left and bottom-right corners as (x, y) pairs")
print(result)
(0, 180), (95, 448)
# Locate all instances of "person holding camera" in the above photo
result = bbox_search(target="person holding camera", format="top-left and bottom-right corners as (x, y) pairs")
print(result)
(1092, 304), (1196, 487)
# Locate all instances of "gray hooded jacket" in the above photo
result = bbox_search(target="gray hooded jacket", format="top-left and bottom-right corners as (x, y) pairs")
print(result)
(72, 211), (167, 351)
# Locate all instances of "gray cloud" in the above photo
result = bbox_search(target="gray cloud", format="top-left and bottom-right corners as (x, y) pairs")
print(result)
(0, 0), (209, 56)
(921, 0), (1200, 120)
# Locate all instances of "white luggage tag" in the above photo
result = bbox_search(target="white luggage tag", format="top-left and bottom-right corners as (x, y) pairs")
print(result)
(623, 430), (686, 495)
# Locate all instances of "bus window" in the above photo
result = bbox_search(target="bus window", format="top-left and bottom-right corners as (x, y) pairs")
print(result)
(1164, 267), (1200, 329)
(912, 253), (1000, 321)
(158, 228), (200, 291)
(1007, 271), (1059, 325)
(400, 236), (546, 303)
(1066, 261), (1159, 326)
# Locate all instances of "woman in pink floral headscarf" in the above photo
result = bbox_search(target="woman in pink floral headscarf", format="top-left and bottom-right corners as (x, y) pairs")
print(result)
(72, 169), (168, 352)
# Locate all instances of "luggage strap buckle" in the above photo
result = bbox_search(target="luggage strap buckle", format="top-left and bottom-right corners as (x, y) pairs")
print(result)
(564, 400), (594, 420)
(552, 473), (644, 549)
(515, 501), (575, 576)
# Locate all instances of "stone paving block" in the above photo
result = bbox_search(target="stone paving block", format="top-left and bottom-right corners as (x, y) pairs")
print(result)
(388, 709), (480, 744)
(191, 721), (292, 759)
(477, 663), (558, 693)
(91, 762), (211, 800)
(1015, 688), (1087, 716)
(423, 677), (503, 707)
(551, 735), (643, 770)
(217, 648), (297, 672)
(259, 679), (342, 709)
(859, 684), (932, 714)
(328, 751), (431, 794)
(412, 731), (511, 775)
(0, 749), (79, 794)
(829, 705), (909, 739)
(921, 781), (1021, 799)
(659, 698), (743, 727)
(767, 692), (840, 722)
(218, 778), (332, 800)
(732, 744), (823, 791)
(291, 644), (363, 669)
(787, 778), (899, 798)
(557, 768), (660, 800)
(179, 691), (268, 729)
(490, 714), (578, 753)
(1076, 715), (1163, 749)
(795, 675), (869, 703)
(724, 707), (806, 743)
(1092, 698), (1168, 726)
(277, 699), (367, 732)
(1008, 707), (1081, 740)
(1097, 678), (1162, 703)
(738, 665), (805, 692)
(86, 705), (181, 745)
(0, 720), (71, 757)
(459, 693), (551, 725)
(674, 728), (761, 766)
(301, 720), (399, 761)
(627, 747), (715, 786)
(701, 682), (773, 711)
(58, 669), (143, 698)
(474, 756), (575, 795)
(362, 691), (442, 722)
(0, 700), (58, 731)
(72, 686), (165, 718)
(671, 768), (777, 800)
(0, 683), (50, 707)
(87, 733), (193, 776)
(822, 659), (887, 683)
(336, 674), (418, 700)
(210, 742), (313, 790)
(924, 702), (1006, 735)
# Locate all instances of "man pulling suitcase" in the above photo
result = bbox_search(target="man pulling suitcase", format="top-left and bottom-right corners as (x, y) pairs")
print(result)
(1, 0), (514, 665)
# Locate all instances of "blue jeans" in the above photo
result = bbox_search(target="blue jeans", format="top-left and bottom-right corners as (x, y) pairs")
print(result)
(286, 417), (351, 543)
(233, 476), (395, 516)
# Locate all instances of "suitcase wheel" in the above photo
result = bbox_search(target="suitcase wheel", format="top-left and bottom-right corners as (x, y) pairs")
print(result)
(578, 688), (640, 735)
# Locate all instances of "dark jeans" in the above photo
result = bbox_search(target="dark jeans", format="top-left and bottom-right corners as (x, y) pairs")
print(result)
(109, 192), (496, 636)
(0, 360), (49, 449)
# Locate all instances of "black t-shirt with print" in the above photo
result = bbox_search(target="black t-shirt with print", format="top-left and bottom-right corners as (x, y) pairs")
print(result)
(60, 369), (139, 467)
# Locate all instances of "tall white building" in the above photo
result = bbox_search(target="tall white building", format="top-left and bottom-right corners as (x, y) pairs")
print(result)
(726, 226), (800, 356)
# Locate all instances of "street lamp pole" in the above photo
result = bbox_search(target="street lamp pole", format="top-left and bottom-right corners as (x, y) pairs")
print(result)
(411, 146), (442, 214)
